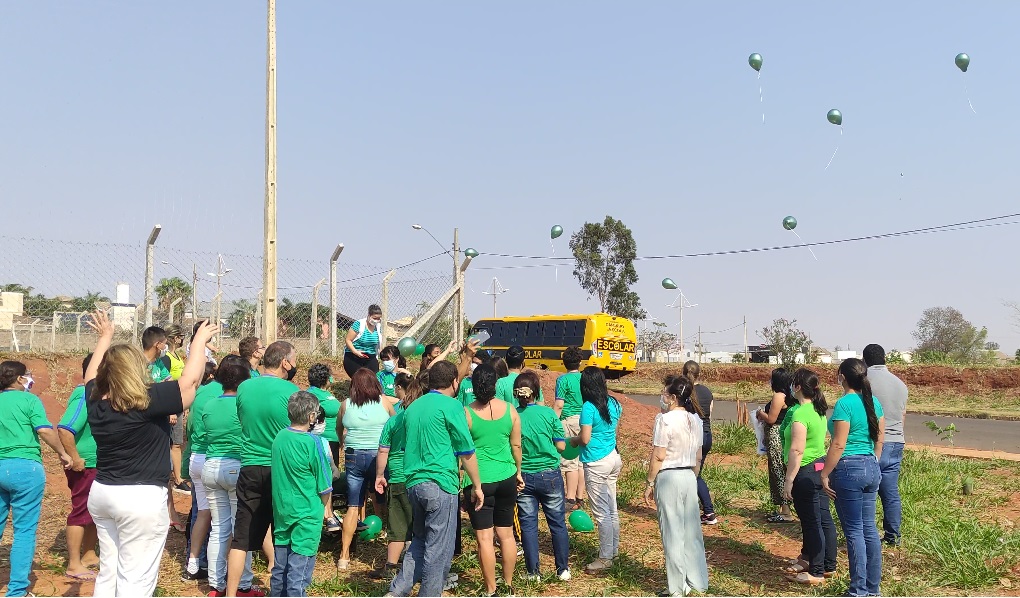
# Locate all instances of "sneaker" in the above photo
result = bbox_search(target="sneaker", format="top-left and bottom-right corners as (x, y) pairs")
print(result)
(208, 591), (224, 598)
(325, 515), (341, 532)
(557, 569), (572, 581)
(356, 519), (369, 532)
(237, 587), (266, 597)
(701, 513), (719, 525)
(525, 574), (541, 582)
(369, 563), (400, 580)
(585, 558), (613, 572)
(180, 567), (208, 582)
(173, 481), (193, 494)
(443, 573), (459, 591)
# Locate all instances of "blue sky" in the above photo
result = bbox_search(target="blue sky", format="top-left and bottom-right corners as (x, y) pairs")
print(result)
(2, 1), (1018, 353)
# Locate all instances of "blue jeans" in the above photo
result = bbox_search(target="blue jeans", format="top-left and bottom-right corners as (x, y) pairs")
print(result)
(389, 482), (459, 597)
(697, 432), (715, 514)
(831, 455), (882, 597)
(517, 469), (570, 575)
(878, 442), (904, 545)
(269, 545), (316, 597)
(202, 457), (253, 592)
(0, 459), (45, 597)
(344, 448), (378, 507)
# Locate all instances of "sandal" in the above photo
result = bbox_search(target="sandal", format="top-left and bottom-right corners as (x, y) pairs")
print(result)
(785, 572), (825, 585)
(337, 558), (350, 570)
(169, 521), (187, 533)
(766, 513), (795, 523)
(783, 561), (809, 574)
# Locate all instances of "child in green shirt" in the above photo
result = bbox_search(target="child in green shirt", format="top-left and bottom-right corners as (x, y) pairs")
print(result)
(269, 391), (332, 597)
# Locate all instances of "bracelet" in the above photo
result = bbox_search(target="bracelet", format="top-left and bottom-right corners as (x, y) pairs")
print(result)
(646, 480), (655, 488)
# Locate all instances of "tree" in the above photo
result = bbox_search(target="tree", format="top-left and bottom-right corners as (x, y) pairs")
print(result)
(886, 350), (907, 365)
(71, 291), (109, 313)
(638, 322), (676, 362)
(569, 216), (646, 321)
(731, 352), (746, 363)
(758, 318), (809, 371)
(985, 341), (1000, 351)
(155, 277), (193, 312)
(227, 300), (258, 338)
(1015, 349), (1020, 364)
(912, 306), (989, 364)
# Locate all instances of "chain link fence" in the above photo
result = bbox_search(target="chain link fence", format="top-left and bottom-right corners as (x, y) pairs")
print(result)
(0, 235), (456, 355)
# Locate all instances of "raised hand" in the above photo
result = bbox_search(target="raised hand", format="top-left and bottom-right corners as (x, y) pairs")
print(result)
(86, 309), (115, 339)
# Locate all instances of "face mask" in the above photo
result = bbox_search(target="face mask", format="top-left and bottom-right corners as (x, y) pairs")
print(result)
(470, 363), (478, 372)
(329, 376), (335, 384)
(160, 345), (168, 357)
(22, 376), (34, 392)
(659, 395), (670, 411)
(311, 421), (326, 435)
(789, 385), (796, 398)
(285, 364), (297, 381)
(371, 318), (382, 326)
(382, 360), (396, 373)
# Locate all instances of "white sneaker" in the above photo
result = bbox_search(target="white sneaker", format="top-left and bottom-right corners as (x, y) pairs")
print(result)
(444, 573), (459, 591)
(525, 574), (542, 582)
(557, 569), (572, 581)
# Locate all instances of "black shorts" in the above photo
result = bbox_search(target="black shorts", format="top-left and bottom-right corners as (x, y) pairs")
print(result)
(464, 475), (518, 530)
(343, 352), (378, 378)
(231, 465), (273, 552)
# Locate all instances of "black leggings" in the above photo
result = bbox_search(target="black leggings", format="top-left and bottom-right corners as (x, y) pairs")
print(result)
(791, 460), (837, 577)
(343, 352), (378, 378)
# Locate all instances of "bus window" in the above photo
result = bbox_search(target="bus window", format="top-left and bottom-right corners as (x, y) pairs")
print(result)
(563, 320), (586, 346)
(544, 320), (564, 345)
(507, 322), (521, 345)
(489, 322), (506, 346)
(524, 321), (545, 345)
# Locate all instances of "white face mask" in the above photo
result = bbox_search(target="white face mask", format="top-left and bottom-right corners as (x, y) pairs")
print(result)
(382, 360), (396, 373)
(371, 318), (382, 326)
(22, 376), (34, 392)
(659, 395), (670, 411)
(470, 363), (478, 372)
(160, 344), (168, 357)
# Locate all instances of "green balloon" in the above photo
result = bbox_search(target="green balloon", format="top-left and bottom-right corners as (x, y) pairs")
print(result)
(398, 337), (417, 357)
(783, 216), (797, 231)
(359, 515), (383, 540)
(550, 225), (563, 240)
(748, 53), (763, 72)
(560, 442), (580, 461)
(568, 509), (595, 532)
(415, 343), (425, 356)
(827, 109), (842, 126)
(955, 53), (970, 73)
(661, 278), (677, 290)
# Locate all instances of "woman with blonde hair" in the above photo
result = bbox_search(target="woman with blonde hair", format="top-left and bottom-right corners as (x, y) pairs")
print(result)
(84, 311), (219, 597)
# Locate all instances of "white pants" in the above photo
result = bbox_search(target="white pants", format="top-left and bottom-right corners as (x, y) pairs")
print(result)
(88, 481), (170, 597)
(189, 453), (209, 510)
(583, 450), (622, 561)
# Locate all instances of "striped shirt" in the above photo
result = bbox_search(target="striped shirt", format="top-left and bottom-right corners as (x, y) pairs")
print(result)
(652, 409), (704, 470)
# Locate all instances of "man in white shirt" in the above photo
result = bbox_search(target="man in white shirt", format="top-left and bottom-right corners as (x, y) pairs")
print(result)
(863, 343), (908, 546)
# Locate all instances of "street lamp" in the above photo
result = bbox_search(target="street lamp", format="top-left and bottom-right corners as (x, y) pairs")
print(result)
(411, 224), (451, 255)
(666, 289), (698, 358)
(330, 243), (345, 356)
(207, 254), (231, 336)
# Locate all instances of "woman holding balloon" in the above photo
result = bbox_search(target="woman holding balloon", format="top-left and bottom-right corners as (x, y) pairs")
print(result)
(343, 305), (384, 378)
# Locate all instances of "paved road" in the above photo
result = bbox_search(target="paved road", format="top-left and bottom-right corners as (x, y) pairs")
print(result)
(629, 395), (1020, 454)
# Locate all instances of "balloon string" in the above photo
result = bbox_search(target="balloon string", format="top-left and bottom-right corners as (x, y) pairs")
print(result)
(758, 71), (764, 124)
(824, 126), (842, 171)
(791, 230), (819, 261)
(964, 77), (977, 114)
(551, 239), (558, 282)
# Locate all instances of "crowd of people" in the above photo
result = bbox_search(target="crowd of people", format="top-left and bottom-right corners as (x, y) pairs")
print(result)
(0, 297), (909, 598)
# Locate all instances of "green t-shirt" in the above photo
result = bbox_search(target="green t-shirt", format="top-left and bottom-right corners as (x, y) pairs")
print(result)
(237, 376), (300, 467)
(308, 387), (340, 443)
(379, 405), (406, 484)
(149, 359), (171, 383)
(271, 427), (331, 557)
(249, 368), (261, 378)
(495, 372), (544, 405)
(457, 378), (474, 406)
(377, 371), (397, 398)
(782, 403), (828, 466)
(0, 390), (52, 462)
(518, 404), (566, 474)
(58, 385), (96, 468)
(468, 401), (517, 484)
(829, 393), (885, 457)
(204, 394), (244, 459)
(187, 381), (223, 455)
(555, 372), (582, 419)
(403, 391), (476, 494)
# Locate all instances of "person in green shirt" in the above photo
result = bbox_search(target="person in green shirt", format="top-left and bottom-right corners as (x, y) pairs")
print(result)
(238, 337), (265, 379)
(781, 368), (836, 584)
(0, 360), (73, 596)
(494, 345), (544, 405)
(554, 346), (586, 510)
(820, 359), (885, 597)
(377, 345), (410, 399)
(514, 371), (571, 580)
(388, 361), (484, 598)
(270, 391), (332, 597)
(306, 363), (342, 464)
(56, 353), (100, 580)
(225, 340), (300, 597)
(372, 372), (423, 580)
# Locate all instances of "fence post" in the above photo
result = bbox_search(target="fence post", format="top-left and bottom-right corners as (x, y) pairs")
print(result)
(310, 278), (326, 354)
(452, 228), (461, 346)
(380, 270), (395, 345)
(329, 244), (344, 357)
(29, 319), (39, 350)
(144, 225), (162, 328)
(76, 313), (86, 351)
(458, 254), (473, 345)
(50, 312), (57, 351)
(212, 291), (223, 345)
(169, 297), (182, 325)
(255, 289), (264, 341)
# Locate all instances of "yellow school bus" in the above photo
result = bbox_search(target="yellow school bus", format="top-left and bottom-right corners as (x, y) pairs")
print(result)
(469, 313), (637, 379)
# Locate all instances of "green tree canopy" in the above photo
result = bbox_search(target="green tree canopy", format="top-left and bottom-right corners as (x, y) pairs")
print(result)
(569, 215), (646, 321)
(912, 306), (989, 364)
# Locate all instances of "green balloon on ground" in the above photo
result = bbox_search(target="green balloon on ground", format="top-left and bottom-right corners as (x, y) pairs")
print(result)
(783, 216), (798, 231)
(568, 509), (595, 532)
(415, 343), (425, 356)
(359, 514), (383, 540)
(827, 109), (842, 126)
(560, 442), (580, 461)
(397, 337), (417, 357)
(955, 53), (970, 73)
(464, 247), (479, 258)
(661, 278), (677, 290)
(551, 225), (564, 239)
(748, 53), (763, 72)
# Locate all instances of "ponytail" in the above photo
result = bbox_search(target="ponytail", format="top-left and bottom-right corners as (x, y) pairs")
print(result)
(839, 358), (879, 442)
(664, 374), (703, 418)
(395, 372), (424, 408)
(792, 368), (827, 417)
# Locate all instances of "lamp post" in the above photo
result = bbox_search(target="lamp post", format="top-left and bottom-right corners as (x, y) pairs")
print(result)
(207, 254), (232, 342)
(329, 243), (344, 356)
(666, 289), (697, 359)
(144, 224), (162, 327)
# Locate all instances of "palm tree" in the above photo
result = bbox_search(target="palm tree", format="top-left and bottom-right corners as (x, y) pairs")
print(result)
(71, 291), (110, 312)
(155, 277), (193, 312)
(1, 283), (34, 295)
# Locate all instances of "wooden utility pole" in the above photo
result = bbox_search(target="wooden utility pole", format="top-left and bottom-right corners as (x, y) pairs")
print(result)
(262, 0), (279, 342)
(452, 228), (461, 346)
(743, 315), (749, 362)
